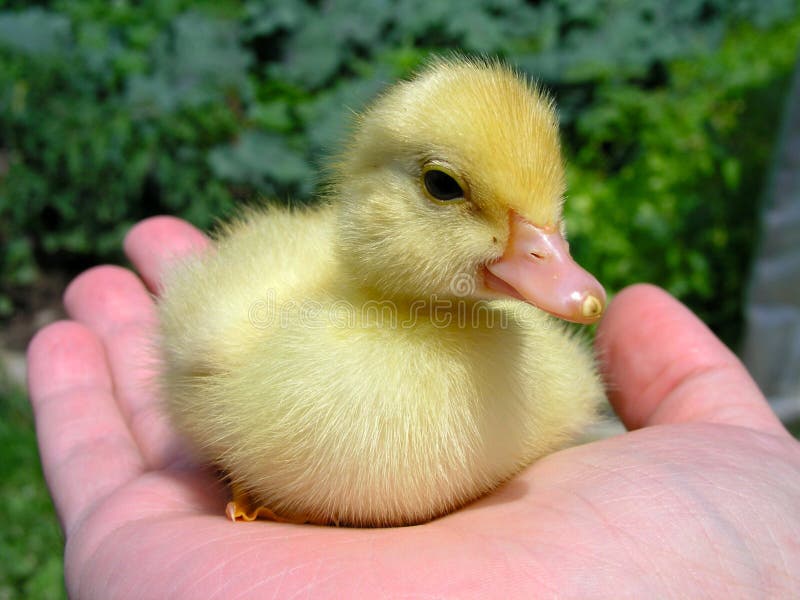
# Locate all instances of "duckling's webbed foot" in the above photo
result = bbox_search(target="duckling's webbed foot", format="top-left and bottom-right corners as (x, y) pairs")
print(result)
(225, 482), (306, 524)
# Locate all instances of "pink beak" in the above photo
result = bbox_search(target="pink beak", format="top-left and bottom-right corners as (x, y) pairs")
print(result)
(484, 212), (606, 324)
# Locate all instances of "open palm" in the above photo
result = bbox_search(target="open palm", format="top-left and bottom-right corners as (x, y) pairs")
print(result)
(28, 217), (799, 599)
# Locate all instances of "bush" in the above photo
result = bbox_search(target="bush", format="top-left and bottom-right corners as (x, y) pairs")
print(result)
(1, 0), (798, 346)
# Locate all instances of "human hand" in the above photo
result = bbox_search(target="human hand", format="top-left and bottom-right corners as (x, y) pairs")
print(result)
(28, 217), (800, 599)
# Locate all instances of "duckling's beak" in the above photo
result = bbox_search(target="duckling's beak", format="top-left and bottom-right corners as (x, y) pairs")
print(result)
(484, 211), (606, 324)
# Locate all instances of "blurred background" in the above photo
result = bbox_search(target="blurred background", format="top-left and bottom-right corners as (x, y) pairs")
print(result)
(1, 0), (799, 597)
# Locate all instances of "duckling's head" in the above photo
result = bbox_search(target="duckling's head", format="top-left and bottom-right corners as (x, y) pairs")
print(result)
(333, 57), (605, 323)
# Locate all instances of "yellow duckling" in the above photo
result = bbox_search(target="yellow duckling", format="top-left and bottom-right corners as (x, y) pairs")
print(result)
(158, 58), (606, 527)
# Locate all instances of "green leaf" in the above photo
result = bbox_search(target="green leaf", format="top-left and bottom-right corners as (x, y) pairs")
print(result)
(0, 8), (71, 56)
(208, 130), (315, 196)
(126, 11), (251, 116)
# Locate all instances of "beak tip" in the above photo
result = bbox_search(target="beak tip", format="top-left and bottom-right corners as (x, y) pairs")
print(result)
(580, 293), (605, 321)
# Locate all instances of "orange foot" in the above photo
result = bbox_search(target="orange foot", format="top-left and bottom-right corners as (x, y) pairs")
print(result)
(225, 483), (308, 524)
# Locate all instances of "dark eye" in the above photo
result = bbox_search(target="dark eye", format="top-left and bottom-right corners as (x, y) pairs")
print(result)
(423, 169), (464, 201)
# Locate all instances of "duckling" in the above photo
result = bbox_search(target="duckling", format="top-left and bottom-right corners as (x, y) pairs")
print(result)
(158, 57), (607, 527)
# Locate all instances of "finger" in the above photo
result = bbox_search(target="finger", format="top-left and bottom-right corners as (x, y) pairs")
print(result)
(596, 284), (784, 433)
(124, 216), (210, 294)
(63, 265), (182, 468)
(27, 321), (144, 534)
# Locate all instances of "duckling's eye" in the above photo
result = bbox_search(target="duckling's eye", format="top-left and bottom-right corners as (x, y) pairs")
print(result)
(423, 169), (464, 202)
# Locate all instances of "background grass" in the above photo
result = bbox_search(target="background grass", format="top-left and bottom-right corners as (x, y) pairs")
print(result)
(0, 375), (65, 600)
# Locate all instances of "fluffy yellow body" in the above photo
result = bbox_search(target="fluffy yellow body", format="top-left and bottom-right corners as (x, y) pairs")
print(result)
(159, 59), (605, 527)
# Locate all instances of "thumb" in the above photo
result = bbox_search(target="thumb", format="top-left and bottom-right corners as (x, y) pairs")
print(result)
(596, 284), (785, 434)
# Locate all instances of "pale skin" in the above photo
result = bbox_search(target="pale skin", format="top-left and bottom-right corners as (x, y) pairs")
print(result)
(27, 216), (800, 599)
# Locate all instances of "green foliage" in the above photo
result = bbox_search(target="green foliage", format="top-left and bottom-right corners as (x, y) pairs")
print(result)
(1, 0), (798, 346)
(0, 376), (65, 599)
